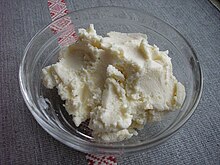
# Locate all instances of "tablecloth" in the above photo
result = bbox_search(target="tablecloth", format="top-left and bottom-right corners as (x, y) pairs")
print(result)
(0, 0), (219, 164)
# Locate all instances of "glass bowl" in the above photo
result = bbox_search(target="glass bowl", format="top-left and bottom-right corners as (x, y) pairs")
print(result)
(19, 6), (203, 155)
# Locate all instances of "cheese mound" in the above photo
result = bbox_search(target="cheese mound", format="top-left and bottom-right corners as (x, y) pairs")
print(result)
(42, 24), (185, 142)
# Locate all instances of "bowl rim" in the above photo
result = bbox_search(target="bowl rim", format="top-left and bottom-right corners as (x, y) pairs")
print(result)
(19, 6), (203, 154)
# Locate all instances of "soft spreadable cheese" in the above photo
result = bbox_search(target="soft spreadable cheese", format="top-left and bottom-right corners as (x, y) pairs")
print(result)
(42, 24), (186, 142)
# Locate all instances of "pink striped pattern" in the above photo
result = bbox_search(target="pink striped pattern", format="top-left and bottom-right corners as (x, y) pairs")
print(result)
(48, 0), (77, 46)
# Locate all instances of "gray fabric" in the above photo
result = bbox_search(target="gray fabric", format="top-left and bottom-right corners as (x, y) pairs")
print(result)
(0, 0), (219, 164)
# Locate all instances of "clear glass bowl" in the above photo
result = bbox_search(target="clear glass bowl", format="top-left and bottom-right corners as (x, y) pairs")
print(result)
(19, 7), (203, 155)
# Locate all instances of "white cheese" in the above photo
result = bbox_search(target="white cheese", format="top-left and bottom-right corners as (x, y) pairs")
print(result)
(42, 24), (186, 142)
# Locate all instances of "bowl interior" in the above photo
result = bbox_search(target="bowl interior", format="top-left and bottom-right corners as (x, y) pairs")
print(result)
(20, 7), (202, 154)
